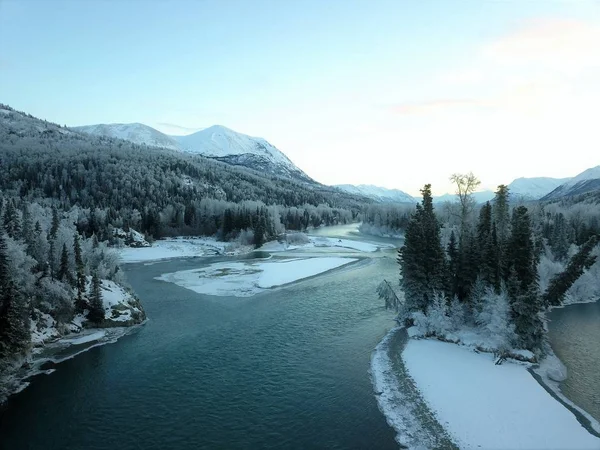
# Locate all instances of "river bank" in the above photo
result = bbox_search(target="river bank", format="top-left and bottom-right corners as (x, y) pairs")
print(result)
(0, 279), (146, 404)
(372, 299), (600, 449)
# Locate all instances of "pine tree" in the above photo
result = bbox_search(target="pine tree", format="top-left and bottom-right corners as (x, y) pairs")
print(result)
(87, 271), (104, 323)
(445, 230), (458, 298)
(73, 232), (86, 310)
(49, 206), (60, 240)
(493, 185), (510, 245)
(399, 184), (445, 315)
(505, 206), (544, 350)
(0, 233), (31, 363)
(3, 200), (20, 238)
(58, 243), (73, 286)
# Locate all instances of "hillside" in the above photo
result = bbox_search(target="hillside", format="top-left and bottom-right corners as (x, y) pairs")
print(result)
(335, 184), (416, 203)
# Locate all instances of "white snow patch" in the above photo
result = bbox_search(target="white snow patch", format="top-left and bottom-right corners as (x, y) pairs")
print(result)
(403, 339), (600, 449)
(61, 330), (106, 345)
(118, 237), (228, 263)
(156, 257), (357, 297)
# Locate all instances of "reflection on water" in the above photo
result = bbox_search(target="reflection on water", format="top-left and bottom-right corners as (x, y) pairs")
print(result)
(548, 300), (600, 422)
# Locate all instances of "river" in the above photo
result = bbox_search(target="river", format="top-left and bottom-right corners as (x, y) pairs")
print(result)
(547, 300), (600, 423)
(1, 224), (598, 449)
(0, 225), (404, 449)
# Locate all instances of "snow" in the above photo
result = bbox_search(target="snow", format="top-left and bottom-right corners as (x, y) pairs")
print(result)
(119, 237), (229, 263)
(156, 257), (357, 297)
(61, 330), (106, 345)
(73, 123), (180, 150)
(335, 184), (416, 203)
(30, 312), (60, 345)
(119, 235), (387, 263)
(563, 165), (600, 187)
(402, 339), (600, 449)
(370, 327), (452, 449)
(508, 177), (570, 199)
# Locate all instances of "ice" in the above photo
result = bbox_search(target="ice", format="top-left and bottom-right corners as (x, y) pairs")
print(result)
(156, 257), (357, 297)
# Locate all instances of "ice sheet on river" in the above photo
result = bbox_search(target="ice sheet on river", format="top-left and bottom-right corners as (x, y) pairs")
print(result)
(155, 257), (358, 297)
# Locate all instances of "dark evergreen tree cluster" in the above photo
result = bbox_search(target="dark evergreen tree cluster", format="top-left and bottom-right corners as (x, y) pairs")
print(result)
(394, 179), (598, 353)
(0, 195), (130, 374)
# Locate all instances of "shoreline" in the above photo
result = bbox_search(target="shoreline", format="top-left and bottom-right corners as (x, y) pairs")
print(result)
(0, 321), (146, 405)
(372, 307), (600, 448)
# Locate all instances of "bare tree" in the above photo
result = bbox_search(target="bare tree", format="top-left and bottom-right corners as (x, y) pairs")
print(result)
(450, 172), (481, 236)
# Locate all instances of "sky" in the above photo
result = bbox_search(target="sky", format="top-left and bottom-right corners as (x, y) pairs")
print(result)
(1, 0), (600, 195)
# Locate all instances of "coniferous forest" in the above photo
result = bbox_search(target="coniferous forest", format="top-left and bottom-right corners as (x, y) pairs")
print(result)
(378, 176), (600, 356)
(0, 104), (367, 386)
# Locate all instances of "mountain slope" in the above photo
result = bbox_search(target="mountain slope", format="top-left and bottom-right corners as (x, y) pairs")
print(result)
(335, 184), (416, 203)
(508, 177), (570, 200)
(542, 166), (600, 200)
(73, 123), (179, 150)
(173, 125), (311, 182)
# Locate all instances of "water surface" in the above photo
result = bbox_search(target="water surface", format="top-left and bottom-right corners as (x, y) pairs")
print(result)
(0, 226), (403, 449)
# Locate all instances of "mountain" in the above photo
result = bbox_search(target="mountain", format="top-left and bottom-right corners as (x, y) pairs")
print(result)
(508, 177), (571, 200)
(542, 166), (600, 200)
(335, 184), (416, 203)
(173, 125), (311, 182)
(74, 122), (311, 183)
(433, 191), (495, 204)
(73, 123), (180, 151)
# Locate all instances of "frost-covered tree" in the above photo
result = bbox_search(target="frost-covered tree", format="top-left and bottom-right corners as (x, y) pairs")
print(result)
(87, 272), (104, 324)
(476, 287), (515, 352)
(543, 235), (599, 306)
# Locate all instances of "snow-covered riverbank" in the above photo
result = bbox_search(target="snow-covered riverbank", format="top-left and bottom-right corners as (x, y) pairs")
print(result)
(118, 234), (393, 264)
(371, 326), (600, 449)
(1, 279), (146, 403)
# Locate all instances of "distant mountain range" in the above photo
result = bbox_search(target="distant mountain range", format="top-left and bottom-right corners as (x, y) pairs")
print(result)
(542, 166), (600, 200)
(74, 122), (312, 182)
(72, 121), (599, 204)
(336, 170), (599, 205)
(335, 184), (416, 203)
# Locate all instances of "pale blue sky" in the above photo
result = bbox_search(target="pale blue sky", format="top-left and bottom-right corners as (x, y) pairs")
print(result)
(1, 0), (599, 194)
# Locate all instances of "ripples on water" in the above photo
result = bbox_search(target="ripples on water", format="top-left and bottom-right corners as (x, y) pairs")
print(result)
(0, 228), (404, 450)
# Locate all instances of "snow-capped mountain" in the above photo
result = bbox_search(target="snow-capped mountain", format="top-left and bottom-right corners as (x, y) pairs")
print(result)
(173, 125), (311, 182)
(335, 184), (416, 203)
(74, 122), (311, 183)
(542, 166), (600, 200)
(508, 177), (571, 200)
(73, 123), (179, 151)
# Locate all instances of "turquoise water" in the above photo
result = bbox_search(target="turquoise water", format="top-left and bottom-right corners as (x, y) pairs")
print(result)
(548, 300), (600, 423)
(0, 227), (404, 449)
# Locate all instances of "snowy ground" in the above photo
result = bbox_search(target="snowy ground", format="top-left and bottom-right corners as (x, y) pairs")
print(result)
(119, 234), (393, 264)
(402, 339), (600, 449)
(156, 257), (358, 297)
(118, 237), (233, 263)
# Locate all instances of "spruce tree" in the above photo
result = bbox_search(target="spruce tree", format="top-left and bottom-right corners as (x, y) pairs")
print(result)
(87, 271), (104, 324)
(399, 184), (445, 314)
(58, 243), (73, 286)
(445, 230), (458, 298)
(3, 200), (20, 238)
(506, 206), (544, 350)
(0, 233), (31, 363)
(73, 233), (86, 311)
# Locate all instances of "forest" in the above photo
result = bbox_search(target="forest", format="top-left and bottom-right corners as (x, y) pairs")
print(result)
(379, 175), (600, 355)
(0, 104), (366, 383)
